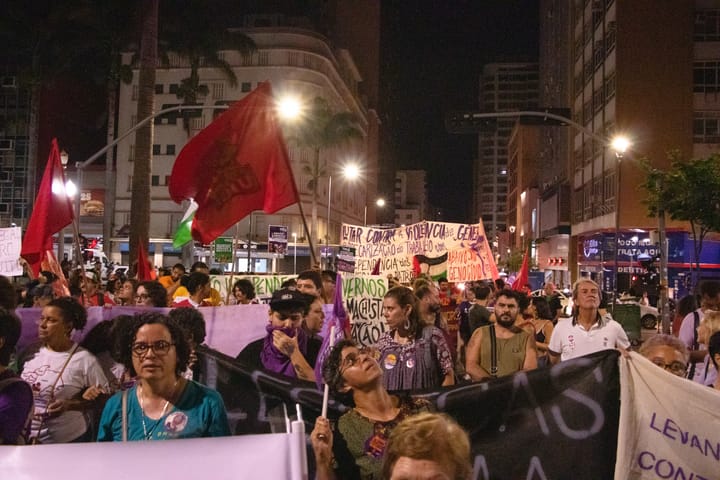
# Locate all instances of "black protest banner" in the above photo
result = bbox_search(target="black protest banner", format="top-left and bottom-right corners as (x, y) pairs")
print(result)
(196, 347), (620, 480)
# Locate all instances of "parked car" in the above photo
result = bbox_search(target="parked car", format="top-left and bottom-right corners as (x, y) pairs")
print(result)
(531, 289), (574, 317)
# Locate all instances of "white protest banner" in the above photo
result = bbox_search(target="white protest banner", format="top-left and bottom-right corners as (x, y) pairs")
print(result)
(615, 352), (720, 479)
(342, 274), (389, 346)
(0, 226), (22, 276)
(2, 433), (304, 480)
(341, 220), (498, 283)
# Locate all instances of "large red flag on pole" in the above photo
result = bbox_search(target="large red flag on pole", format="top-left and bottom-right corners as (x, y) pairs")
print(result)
(21, 138), (75, 275)
(169, 81), (299, 244)
(512, 245), (531, 292)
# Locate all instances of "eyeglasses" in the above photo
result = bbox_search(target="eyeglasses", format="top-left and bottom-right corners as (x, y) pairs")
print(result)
(135, 293), (150, 300)
(131, 340), (175, 356)
(650, 359), (687, 377)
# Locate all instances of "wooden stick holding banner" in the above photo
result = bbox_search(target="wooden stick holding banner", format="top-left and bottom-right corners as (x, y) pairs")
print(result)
(321, 325), (337, 418)
(226, 222), (242, 304)
(295, 198), (317, 268)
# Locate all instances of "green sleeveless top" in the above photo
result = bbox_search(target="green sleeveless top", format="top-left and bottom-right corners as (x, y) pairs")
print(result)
(477, 325), (530, 378)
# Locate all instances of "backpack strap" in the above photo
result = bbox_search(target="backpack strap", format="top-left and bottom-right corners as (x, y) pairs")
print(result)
(489, 325), (498, 378)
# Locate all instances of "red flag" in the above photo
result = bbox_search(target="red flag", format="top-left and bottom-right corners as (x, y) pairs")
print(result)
(136, 241), (154, 282)
(169, 81), (299, 244)
(512, 246), (530, 292)
(21, 139), (75, 275)
(41, 251), (71, 298)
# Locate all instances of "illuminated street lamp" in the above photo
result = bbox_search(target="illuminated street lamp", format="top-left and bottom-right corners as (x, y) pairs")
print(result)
(57, 150), (76, 260)
(276, 94), (303, 121)
(326, 163), (361, 268)
(612, 135), (631, 297)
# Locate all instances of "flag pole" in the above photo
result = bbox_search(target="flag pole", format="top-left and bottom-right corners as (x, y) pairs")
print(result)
(69, 214), (89, 289)
(227, 222), (242, 304)
(321, 325), (337, 418)
(295, 199), (317, 268)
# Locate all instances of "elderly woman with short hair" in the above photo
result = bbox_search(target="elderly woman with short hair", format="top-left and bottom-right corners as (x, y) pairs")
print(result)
(97, 312), (229, 441)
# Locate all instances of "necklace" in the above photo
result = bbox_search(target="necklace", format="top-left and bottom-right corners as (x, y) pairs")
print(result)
(138, 378), (179, 440)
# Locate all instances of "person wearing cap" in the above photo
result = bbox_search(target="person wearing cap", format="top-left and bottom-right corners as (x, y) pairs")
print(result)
(78, 271), (115, 307)
(236, 288), (316, 382)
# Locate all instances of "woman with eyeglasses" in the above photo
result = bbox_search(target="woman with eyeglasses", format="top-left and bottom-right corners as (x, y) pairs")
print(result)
(311, 339), (431, 480)
(20, 297), (109, 443)
(135, 281), (167, 308)
(97, 312), (229, 441)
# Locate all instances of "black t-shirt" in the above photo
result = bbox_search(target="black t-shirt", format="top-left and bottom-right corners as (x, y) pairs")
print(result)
(468, 304), (492, 335)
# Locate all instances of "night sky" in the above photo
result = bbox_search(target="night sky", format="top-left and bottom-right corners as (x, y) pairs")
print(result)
(380, 1), (539, 222)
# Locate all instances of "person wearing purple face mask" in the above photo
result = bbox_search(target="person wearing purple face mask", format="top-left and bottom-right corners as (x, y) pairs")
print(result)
(236, 288), (316, 382)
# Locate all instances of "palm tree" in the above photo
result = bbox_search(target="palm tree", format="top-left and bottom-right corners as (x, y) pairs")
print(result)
(160, 1), (255, 135)
(129, 0), (158, 273)
(284, 96), (364, 260)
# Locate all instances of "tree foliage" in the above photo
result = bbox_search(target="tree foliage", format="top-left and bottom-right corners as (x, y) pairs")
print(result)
(283, 96), (364, 248)
(640, 152), (720, 283)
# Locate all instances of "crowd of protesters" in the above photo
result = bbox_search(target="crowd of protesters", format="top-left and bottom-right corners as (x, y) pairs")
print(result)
(2, 259), (718, 480)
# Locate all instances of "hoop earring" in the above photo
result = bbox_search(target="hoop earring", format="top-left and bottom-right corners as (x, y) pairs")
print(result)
(403, 317), (411, 331)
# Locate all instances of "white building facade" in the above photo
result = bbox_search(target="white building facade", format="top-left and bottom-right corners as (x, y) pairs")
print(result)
(113, 27), (378, 271)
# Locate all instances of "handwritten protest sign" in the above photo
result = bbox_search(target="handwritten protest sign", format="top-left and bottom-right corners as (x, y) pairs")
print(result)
(0, 226), (22, 276)
(341, 221), (498, 283)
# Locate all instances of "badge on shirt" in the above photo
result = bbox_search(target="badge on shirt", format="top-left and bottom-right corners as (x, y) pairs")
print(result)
(384, 353), (397, 370)
(164, 412), (188, 433)
(405, 358), (415, 369)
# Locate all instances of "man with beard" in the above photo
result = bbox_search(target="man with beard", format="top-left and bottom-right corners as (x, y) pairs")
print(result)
(548, 278), (630, 364)
(465, 289), (537, 380)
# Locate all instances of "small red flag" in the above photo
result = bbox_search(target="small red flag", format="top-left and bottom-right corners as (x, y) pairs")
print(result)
(21, 139), (75, 275)
(512, 246), (530, 292)
(136, 240), (154, 282)
(169, 81), (299, 244)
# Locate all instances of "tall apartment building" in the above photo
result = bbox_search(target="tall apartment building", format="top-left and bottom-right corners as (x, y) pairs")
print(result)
(394, 170), (427, 226)
(475, 63), (539, 237)
(0, 59), (31, 227)
(114, 19), (378, 271)
(553, 0), (720, 295)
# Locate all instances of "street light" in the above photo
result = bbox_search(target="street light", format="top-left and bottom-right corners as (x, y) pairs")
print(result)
(325, 163), (361, 268)
(276, 94), (303, 121)
(366, 197), (386, 226)
(292, 232), (297, 274)
(612, 135), (631, 298)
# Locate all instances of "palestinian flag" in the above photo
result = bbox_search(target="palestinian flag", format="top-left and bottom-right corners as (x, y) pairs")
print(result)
(172, 200), (198, 248)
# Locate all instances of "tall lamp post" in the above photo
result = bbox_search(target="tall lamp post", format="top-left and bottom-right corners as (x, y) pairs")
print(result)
(325, 163), (361, 269)
(611, 135), (630, 299)
(58, 150), (70, 261)
(292, 232), (297, 274)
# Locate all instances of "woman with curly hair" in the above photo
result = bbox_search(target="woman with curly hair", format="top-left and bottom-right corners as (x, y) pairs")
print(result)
(135, 281), (167, 308)
(20, 297), (109, 443)
(97, 312), (229, 441)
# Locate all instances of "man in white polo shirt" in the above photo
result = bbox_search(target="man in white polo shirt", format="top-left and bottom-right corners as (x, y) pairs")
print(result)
(548, 278), (630, 363)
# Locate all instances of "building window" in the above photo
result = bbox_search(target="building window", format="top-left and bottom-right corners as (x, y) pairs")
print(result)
(694, 61), (720, 93)
(152, 144), (161, 155)
(166, 144), (176, 155)
(241, 82), (251, 92)
(129, 144), (135, 162)
(242, 53), (254, 66)
(695, 10), (720, 41)
(288, 52), (299, 66)
(693, 112), (720, 143)
(155, 84), (164, 94)
(169, 84), (179, 94)
(165, 175), (171, 186)
(604, 73), (616, 101)
(258, 52), (269, 66)
(151, 175), (160, 186)
(127, 176), (132, 192)
(605, 22), (616, 53)
(211, 82), (224, 99)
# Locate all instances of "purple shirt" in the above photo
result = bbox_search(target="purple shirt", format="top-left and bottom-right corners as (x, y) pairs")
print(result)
(0, 369), (33, 444)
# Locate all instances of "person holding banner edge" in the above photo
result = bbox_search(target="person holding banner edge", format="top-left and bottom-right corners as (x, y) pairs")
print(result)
(311, 339), (432, 480)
